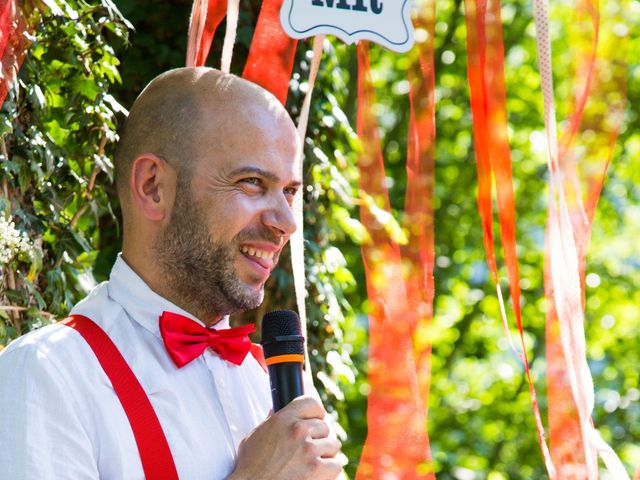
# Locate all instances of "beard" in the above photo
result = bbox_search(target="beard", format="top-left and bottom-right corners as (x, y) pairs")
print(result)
(154, 183), (276, 319)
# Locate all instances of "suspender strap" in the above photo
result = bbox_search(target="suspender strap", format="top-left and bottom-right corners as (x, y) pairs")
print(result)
(61, 315), (179, 480)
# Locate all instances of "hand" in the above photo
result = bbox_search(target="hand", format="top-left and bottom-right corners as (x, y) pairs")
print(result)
(227, 395), (343, 480)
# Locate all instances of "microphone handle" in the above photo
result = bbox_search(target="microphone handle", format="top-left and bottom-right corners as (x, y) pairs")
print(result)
(268, 362), (304, 412)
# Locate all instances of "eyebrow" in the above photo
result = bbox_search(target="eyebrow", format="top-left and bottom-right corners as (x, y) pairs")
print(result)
(229, 166), (302, 188)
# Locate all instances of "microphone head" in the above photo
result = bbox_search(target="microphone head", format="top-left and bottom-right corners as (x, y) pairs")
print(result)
(261, 310), (305, 359)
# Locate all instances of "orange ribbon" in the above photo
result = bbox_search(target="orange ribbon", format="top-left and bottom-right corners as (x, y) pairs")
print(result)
(405, 0), (436, 424)
(355, 40), (434, 480)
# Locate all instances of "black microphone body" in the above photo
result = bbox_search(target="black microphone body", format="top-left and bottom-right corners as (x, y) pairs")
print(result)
(261, 310), (305, 412)
(267, 362), (304, 412)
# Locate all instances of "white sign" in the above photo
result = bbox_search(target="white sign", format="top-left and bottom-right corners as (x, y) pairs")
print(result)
(280, 0), (415, 53)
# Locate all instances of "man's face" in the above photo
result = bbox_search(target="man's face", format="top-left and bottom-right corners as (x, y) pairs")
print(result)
(154, 100), (301, 319)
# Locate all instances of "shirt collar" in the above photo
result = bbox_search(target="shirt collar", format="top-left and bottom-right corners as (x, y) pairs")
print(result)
(107, 254), (230, 339)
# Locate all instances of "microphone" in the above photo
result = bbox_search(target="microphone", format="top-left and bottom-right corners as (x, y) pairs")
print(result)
(261, 310), (305, 412)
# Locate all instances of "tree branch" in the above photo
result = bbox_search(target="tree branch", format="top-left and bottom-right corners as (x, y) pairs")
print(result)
(4, 268), (22, 336)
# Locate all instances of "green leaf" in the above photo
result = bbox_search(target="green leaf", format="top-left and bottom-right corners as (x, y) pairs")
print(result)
(71, 76), (101, 101)
(44, 119), (71, 144)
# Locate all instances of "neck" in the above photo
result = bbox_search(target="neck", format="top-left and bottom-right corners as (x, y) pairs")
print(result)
(120, 250), (226, 327)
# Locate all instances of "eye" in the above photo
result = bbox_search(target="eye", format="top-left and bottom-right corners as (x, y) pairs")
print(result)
(283, 186), (298, 197)
(239, 177), (264, 192)
(241, 177), (261, 185)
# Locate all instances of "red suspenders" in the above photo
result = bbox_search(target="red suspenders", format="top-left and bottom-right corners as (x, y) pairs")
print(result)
(60, 314), (267, 479)
(60, 315), (180, 480)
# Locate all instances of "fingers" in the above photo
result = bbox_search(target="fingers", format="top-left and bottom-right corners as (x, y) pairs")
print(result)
(312, 436), (342, 459)
(232, 398), (343, 480)
(306, 456), (344, 480)
(307, 418), (330, 439)
(288, 417), (341, 457)
(278, 395), (326, 420)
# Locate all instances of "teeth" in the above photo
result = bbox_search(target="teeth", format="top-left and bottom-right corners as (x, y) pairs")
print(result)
(240, 246), (274, 260)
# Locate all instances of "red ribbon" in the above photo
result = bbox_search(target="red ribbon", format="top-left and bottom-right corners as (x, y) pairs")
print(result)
(185, 0), (298, 106)
(159, 311), (256, 367)
(0, 0), (33, 107)
(242, 0), (297, 105)
(463, 0), (554, 474)
(196, 0), (228, 67)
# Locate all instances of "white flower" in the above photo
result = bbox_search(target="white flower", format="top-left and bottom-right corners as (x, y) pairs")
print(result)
(0, 215), (33, 265)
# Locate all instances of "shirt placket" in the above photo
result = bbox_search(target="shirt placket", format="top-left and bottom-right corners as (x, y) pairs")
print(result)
(204, 353), (245, 453)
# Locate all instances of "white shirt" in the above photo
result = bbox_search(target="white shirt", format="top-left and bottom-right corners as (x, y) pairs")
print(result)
(0, 256), (274, 479)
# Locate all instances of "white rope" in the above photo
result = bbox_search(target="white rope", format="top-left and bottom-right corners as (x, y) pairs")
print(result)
(291, 36), (325, 372)
(220, 0), (240, 73)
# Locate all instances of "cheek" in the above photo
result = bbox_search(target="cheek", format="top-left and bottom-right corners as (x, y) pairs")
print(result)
(203, 196), (263, 243)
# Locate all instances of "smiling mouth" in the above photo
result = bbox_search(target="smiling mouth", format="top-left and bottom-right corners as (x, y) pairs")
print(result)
(239, 246), (275, 260)
(238, 245), (280, 275)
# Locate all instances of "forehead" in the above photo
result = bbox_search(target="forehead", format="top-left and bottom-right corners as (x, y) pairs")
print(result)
(193, 100), (300, 182)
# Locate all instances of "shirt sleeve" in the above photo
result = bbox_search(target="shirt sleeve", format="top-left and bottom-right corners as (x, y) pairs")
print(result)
(0, 345), (99, 480)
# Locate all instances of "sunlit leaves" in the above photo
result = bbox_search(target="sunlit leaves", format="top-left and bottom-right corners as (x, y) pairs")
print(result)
(0, 1), (130, 340)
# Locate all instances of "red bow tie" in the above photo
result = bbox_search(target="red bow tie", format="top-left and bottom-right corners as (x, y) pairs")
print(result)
(159, 311), (256, 368)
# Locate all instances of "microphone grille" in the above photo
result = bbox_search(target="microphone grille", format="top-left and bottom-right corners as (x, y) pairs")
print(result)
(261, 310), (305, 358)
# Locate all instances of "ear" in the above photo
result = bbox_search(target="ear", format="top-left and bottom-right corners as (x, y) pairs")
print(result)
(129, 153), (175, 222)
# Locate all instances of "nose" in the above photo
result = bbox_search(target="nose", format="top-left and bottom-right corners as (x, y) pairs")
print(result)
(262, 193), (297, 238)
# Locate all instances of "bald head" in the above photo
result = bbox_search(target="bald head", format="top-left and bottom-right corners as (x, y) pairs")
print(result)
(115, 68), (301, 322)
(115, 67), (293, 206)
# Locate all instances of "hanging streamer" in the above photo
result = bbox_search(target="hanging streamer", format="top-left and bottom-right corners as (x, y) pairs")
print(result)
(463, 0), (555, 475)
(242, 0), (298, 105)
(533, 0), (629, 477)
(545, 1), (599, 475)
(404, 0), (436, 437)
(355, 41), (432, 480)
(0, 0), (32, 107)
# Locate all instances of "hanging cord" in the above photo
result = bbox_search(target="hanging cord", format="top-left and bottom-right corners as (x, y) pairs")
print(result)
(291, 35), (324, 372)
(220, 0), (239, 73)
(186, 0), (207, 67)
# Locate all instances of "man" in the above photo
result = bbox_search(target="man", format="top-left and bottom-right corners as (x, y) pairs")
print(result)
(0, 68), (343, 479)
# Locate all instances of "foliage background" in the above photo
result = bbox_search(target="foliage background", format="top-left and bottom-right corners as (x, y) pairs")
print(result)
(1, 0), (639, 478)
